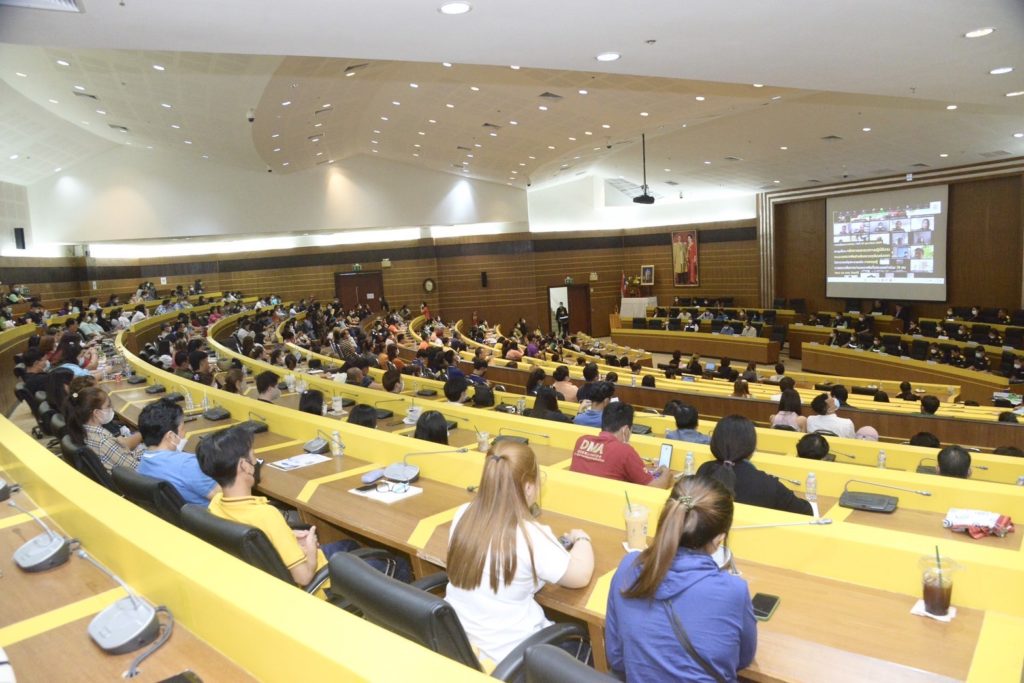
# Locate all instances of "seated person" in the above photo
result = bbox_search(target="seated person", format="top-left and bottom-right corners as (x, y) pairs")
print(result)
(770, 389), (807, 432)
(443, 375), (469, 404)
(739, 321), (757, 338)
(466, 358), (490, 387)
(796, 433), (833, 460)
(525, 386), (573, 423)
(937, 445), (971, 479)
(446, 441), (594, 663)
(573, 381), (615, 427)
(641, 374), (656, 388)
(298, 389), (324, 416)
(715, 358), (738, 382)
(66, 386), (143, 471)
(525, 368), (546, 396)
(414, 410), (449, 445)
(347, 404), (378, 429)
(829, 384), (849, 409)
(570, 402), (671, 488)
(21, 347), (50, 395)
(739, 361), (759, 383)
(805, 393), (856, 439)
(136, 398), (219, 505)
(551, 365), (578, 402)
(971, 347), (990, 372)
(909, 431), (941, 448)
(606, 475), (756, 682)
(685, 354), (703, 375)
(255, 370), (281, 403)
(920, 395), (940, 416)
(222, 368), (248, 395)
(732, 379), (750, 398)
(346, 366), (382, 390)
(663, 400), (711, 445)
(381, 368), (404, 394)
(998, 411), (1018, 423)
(697, 415), (813, 515)
(767, 362), (786, 383)
(895, 380), (920, 401)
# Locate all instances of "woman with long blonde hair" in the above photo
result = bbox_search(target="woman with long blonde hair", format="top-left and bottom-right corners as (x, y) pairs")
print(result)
(446, 441), (594, 663)
(606, 475), (756, 681)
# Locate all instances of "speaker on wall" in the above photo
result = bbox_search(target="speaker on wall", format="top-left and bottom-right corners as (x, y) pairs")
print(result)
(481, 271), (488, 288)
(13, 228), (25, 250)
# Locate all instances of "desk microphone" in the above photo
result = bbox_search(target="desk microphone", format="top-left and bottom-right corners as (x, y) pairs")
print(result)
(830, 449), (858, 461)
(839, 479), (931, 513)
(497, 426), (550, 444)
(304, 429), (333, 454)
(776, 475), (802, 487)
(374, 397), (407, 419)
(732, 518), (833, 530)
(8, 499), (71, 572)
(242, 410), (269, 433)
(78, 549), (162, 654)
(383, 447), (470, 484)
(916, 457), (938, 474)
(449, 414), (482, 436)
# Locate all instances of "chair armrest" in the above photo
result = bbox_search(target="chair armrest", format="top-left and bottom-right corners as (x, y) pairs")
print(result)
(349, 547), (398, 577)
(304, 564), (331, 594)
(492, 622), (589, 682)
(411, 571), (449, 594)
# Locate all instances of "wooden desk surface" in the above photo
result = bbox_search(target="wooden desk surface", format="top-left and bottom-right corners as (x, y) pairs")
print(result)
(845, 507), (1022, 551)
(612, 329), (781, 364)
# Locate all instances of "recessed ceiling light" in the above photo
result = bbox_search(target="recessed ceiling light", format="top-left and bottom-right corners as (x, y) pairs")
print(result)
(538, 105), (548, 111)
(281, 101), (291, 106)
(373, 129), (381, 134)
(511, 170), (518, 174)
(428, 119), (437, 124)
(990, 67), (1014, 75)
(445, 103), (455, 108)
(410, 83), (419, 88)
(578, 89), (588, 95)
(773, 180), (781, 184)
(161, 103), (172, 109)
(418, 131), (425, 135)
(184, 140), (192, 145)
(704, 160), (711, 165)
(414, 143), (421, 148)
(54, 167), (61, 172)
(1014, 132), (1024, 138)
(640, 112), (649, 117)
(939, 153), (949, 158)
(372, 149), (378, 153)
(474, 143), (482, 148)
(311, 137), (321, 142)
(946, 104), (958, 110)
(9, 154), (18, 160)
(439, 2), (471, 15)
(96, 109), (106, 115)
(316, 152), (324, 156)
(345, 71), (355, 77)
(568, 136), (576, 141)
(489, 132), (497, 137)
(510, 65), (520, 70)
(663, 168), (671, 172)
(73, 85), (85, 91)
(528, 155), (536, 159)
(171, 124), (180, 129)
(413, 153), (420, 157)
(392, 101), (401, 106)
(152, 64), (165, 71)
(780, 146), (788, 150)
(442, 62), (453, 68)
(380, 116), (389, 121)
(470, 86), (480, 91)
(466, 153), (473, 158)
(964, 27), (994, 38)
(519, 162), (526, 166)
(272, 133), (280, 138)
(752, 83), (764, 88)
(547, 145), (556, 150)
(283, 162), (290, 166)
(15, 72), (27, 77)
(56, 59), (69, 67)
(584, 131), (592, 135)
(862, 127), (871, 132)
(371, 140), (379, 144)
(314, 122), (322, 127)
(273, 147), (281, 152)
(1007, 91), (1024, 97)
(48, 98), (58, 104)
(509, 120), (518, 125)
(595, 52), (621, 62)
(695, 96), (705, 101)
(201, 154), (209, 159)
(601, 124), (610, 128)
(771, 95), (782, 100)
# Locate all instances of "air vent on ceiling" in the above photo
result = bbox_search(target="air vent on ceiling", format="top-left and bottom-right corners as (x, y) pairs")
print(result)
(538, 92), (563, 100)
(821, 135), (843, 142)
(482, 122), (502, 130)
(72, 91), (98, 101)
(664, 180), (679, 186)
(980, 150), (1011, 158)
(724, 156), (743, 162)
(344, 63), (368, 76)
(107, 124), (129, 133)
(910, 163), (930, 168)
(0, 0), (80, 11)
(314, 106), (332, 116)
(456, 145), (472, 151)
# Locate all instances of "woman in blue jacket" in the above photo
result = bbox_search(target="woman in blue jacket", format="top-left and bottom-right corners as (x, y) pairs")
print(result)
(606, 475), (756, 682)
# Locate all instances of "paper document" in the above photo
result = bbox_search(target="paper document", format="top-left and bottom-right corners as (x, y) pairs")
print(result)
(267, 453), (332, 471)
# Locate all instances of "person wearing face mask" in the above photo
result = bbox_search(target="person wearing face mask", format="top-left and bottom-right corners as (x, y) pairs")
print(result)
(570, 401), (672, 487)
(968, 307), (982, 322)
(806, 393), (856, 439)
(255, 369), (281, 403)
(1011, 358), (1024, 382)
(65, 386), (143, 471)
(971, 346), (991, 372)
(20, 347), (50, 395)
(136, 398), (219, 505)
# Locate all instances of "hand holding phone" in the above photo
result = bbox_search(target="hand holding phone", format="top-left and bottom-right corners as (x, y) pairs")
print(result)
(658, 443), (673, 469)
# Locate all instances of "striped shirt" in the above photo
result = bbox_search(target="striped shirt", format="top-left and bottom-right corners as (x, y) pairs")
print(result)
(84, 424), (142, 471)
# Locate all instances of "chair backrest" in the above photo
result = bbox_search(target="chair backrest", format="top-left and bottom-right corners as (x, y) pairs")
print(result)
(48, 412), (67, 439)
(75, 444), (120, 493)
(111, 466), (187, 527)
(525, 644), (615, 683)
(36, 400), (56, 435)
(327, 552), (481, 670)
(179, 503), (294, 584)
(13, 363), (26, 379)
(60, 435), (81, 467)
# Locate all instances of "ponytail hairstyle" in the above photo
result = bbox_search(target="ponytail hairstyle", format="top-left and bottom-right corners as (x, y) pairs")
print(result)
(704, 414), (757, 493)
(448, 441), (541, 592)
(622, 475), (735, 599)
(223, 368), (245, 394)
(65, 386), (109, 445)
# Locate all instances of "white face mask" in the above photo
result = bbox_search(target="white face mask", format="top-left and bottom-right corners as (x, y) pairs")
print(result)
(174, 431), (188, 452)
(96, 407), (115, 425)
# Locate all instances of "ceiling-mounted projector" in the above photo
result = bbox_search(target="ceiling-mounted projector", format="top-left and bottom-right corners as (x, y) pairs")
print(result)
(633, 133), (655, 205)
(633, 193), (655, 205)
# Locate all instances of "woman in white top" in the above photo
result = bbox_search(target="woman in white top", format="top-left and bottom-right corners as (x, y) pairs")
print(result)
(445, 441), (595, 663)
(769, 389), (807, 432)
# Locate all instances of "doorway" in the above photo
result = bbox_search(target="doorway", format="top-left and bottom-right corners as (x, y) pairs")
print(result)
(547, 284), (591, 336)
(335, 271), (385, 311)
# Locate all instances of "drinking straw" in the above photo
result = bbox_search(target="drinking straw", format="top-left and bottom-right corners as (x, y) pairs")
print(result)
(935, 545), (942, 584)
(624, 490), (633, 514)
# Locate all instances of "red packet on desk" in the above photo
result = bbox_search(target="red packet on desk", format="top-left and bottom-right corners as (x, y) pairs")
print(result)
(943, 508), (1015, 538)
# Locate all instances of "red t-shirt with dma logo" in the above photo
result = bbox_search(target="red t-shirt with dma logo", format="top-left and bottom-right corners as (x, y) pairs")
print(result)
(570, 431), (653, 485)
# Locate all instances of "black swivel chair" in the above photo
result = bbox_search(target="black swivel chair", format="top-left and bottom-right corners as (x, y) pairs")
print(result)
(76, 443), (121, 493)
(180, 503), (330, 594)
(111, 466), (187, 528)
(524, 644), (614, 683)
(327, 552), (589, 681)
(48, 412), (67, 441)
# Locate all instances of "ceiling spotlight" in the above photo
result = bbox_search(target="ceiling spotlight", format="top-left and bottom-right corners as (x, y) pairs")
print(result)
(946, 104), (958, 110)
(519, 162), (526, 166)
(773, 180), (781, 184)
(48, 98), (59, 104)
(281, 101), (291, 106)
(1014, 132), (1024, 138)
(578, 89), (588, 95)
(509, 120), (518, 125)
(272, 133), (280, 138)
(640, 112), (649, 117)
(964, 27), (994, 38)
(862, 127), (871, 132)
(695, 96), (705, 101)
(428, 119), (437, 123)
(474, 143), (482, 148)
(15, 72), (27, 77)
(273, 147), (281, 152)
(538, 105), (548, 111)
(345, 71), (355, 77)
(410, 83), (419, 88)
(595, 52), (621, 62)
(489, 132), (497, 137)
(418, 131), (426, 135)
(414, 143), (421, 148)
(752, 83), (764, 88)
(283, 162), (290, 166)
(184, 140), (193, 145)
(442, 62), (453, 68)
(445, 103), (454, 108)
(989, 67), (1013, 75)
(392, 101), (401, 105)
(96, 109), (106, 115)
(9, 154), (18, 160)
(73, 85), (85, 91)
(314, 122), (323, 127)
(439, 2), (472, 15)
(528, 155), (536, 159)
(601, 123), (611, 128)
(510, 65), (520, 70)
(56, 59), (70, 66)
(371, 140), (379, 144)
(547, 145), (556, 150)
(413, 153), (420, 157)
(1007, 91), (1024, 97)
(779, 146), (788, 150)
(663, 168), (671, 172)
(939, 153), (949, 158)
(381, 116), (389, 121)
(584, 131), (592, 135)
(54, 167), (61, 172)
(771, 95), (782, 100)
(568, 136), (576, 141)
(201, 154), (209, 159)
(161, 102), (172, 108)
(322, 103), (332, 108)
(153, 64), (165, 71)
(373, 129), (381, 134)
(703, 160), (711, 165)
(171, 124), (180, 129)
(470, 86), (480, 91)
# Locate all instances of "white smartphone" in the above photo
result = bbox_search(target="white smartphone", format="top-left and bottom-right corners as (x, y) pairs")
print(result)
(658, 443), (673, 469)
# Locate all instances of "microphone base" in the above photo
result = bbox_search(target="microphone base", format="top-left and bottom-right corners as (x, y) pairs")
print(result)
(239, 420), (269, 434)
(14, 533), (71, 572)
(839, 491), (898, 513)
(88, 596), (160, 654)
(382, 463), (420, 484)
(916, 464), (938, 475)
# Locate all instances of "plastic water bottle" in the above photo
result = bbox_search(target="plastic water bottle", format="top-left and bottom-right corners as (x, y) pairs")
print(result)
(1016, 475), (1024, 486)
(684, 452), (695, 476)
(806, 472), (818, 504)
(877, 450), (887, 469)
(184, 393), (194, 410)
(331, 430), (344, 457)
(631, 375), (637, 387)
(516, 398), (526, 415)
(201, 392), (209, 410)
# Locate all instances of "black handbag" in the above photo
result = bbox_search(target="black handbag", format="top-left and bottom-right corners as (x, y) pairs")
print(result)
(662, 602), (727, 683)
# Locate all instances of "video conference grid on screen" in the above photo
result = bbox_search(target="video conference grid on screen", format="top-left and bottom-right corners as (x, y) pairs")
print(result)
(830, 203), (941, 282)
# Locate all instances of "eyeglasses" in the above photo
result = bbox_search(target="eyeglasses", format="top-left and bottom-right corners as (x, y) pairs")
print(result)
(376, 481), (410, 494)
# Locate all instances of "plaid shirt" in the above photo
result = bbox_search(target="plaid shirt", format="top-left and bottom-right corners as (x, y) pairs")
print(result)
(84, 424), (142, 471)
